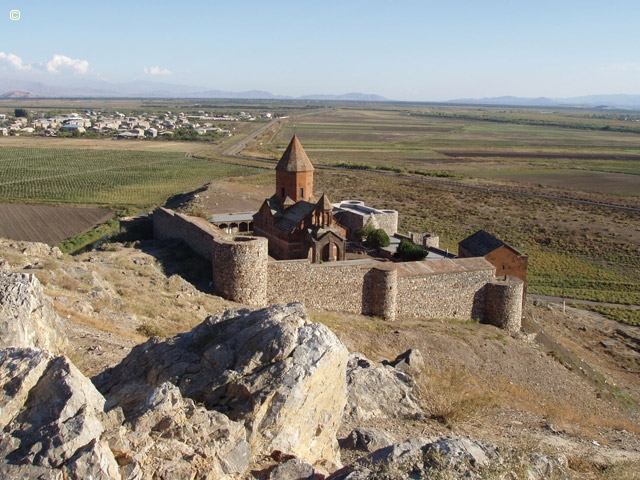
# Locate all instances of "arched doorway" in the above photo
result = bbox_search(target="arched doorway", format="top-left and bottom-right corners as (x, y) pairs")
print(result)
(322, 242), (338, 262)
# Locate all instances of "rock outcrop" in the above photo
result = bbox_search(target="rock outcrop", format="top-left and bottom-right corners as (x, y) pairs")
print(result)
(0, 346), (120, 479)
(95, 302), (349, 469)
(0, 271), (68, 353)
(329, 436), (568, 480)
(343, 352), (423, 422)
(106, 381), (250, 479)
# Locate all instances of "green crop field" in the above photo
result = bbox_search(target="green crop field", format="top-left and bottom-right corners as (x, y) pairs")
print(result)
(0, 147), (265, 209)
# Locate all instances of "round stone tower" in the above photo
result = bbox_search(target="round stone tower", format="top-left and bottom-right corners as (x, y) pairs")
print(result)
(484, 276), (523, 332)
(213, 236), (268, 307)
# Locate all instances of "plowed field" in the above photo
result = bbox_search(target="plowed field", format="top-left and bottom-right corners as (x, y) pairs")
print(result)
(0, 203), (113, 245)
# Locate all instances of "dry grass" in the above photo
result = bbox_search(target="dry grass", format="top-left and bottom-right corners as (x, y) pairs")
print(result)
(53, 300), (145, 342)
(414, 365), (499, 428)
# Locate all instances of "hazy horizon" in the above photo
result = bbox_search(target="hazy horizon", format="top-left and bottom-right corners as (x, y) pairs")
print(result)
(3, 1), (640, 102)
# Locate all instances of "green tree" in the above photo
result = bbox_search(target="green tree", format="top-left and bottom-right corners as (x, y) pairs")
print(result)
(14, 108), (28, 118)
(367, 228), (390, 249)
(354, 222), (375, 241)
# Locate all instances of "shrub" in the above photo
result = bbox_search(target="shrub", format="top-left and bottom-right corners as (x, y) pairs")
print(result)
(397, 238), (427, 261)
(367, 228), (390, 249)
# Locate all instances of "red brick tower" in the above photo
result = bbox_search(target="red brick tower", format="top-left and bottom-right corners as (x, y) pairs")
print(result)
(275, 135), (314, 204)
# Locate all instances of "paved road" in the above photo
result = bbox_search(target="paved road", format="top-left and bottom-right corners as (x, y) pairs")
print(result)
(528, 293), (640, 310)
(221, 119), (279, 157)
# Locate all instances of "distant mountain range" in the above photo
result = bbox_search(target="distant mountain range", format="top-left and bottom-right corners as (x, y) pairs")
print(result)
(2, 77), (639, 109)
(448, 94), (640, 109)
(0, 78), (386, 102)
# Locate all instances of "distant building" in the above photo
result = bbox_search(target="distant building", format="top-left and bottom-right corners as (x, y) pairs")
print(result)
(332, 200), (398, 240)
(253, 136), (347, 262)
(458, 229), (528, 292)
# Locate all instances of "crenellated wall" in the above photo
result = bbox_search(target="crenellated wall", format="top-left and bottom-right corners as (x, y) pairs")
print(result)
(153, 208), (524, 328)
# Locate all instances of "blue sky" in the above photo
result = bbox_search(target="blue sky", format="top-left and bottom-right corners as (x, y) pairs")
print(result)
(2, 0), (639, 101)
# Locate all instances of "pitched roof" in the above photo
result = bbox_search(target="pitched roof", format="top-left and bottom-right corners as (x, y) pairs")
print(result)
(316, 192), (333, 212)
(276, 135), (314, 172)
(458, 230), (504, 256)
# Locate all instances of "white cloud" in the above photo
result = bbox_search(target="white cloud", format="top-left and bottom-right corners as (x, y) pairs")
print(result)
(0, 51), (30, 70)
(46, 54), (89, 74)
(144, 66), (172, 76)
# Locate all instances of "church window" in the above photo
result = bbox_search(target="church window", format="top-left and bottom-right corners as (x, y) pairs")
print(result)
(300, 187), (304, 199)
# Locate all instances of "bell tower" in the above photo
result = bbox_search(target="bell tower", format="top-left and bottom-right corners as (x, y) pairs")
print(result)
(275, 135), (314, 204)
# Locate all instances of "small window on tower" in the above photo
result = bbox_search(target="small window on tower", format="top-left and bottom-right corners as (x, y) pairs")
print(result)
(300, 187), (304, 198)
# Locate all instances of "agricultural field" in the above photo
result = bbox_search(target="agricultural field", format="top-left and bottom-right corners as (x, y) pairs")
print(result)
(0, 147), (265, 208)
(252, 106), (640, 197)
(237, 104), (640, 310)
(0, 203), (113, 246)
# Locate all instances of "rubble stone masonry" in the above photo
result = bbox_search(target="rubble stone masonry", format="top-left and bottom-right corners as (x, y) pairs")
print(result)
(153, 208), (523, 329)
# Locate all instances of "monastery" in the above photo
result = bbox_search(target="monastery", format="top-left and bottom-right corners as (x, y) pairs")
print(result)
(152, 135), (527, 331)
(253, 135), (347, 262)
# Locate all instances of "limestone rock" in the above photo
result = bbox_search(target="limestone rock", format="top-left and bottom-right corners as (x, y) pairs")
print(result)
(0, 272), (68, 354)
(112, 381), (250, 479)
(329, 436), (499, 480)
(341, 428), (396, 453)
(95, 303), (349, 469)
(269, 458), (315, 480)
(343, 352), (423, 422)
(387, 348), (424, 375)
(0, 347), (119, 479)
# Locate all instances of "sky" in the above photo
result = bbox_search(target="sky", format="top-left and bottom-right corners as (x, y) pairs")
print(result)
(1, 0), (639, 101)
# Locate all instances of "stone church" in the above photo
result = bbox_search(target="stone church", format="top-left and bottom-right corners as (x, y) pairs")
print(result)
(253, 135), (347, 262)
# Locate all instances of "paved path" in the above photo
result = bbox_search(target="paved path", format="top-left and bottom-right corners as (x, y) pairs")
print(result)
(221, 119), (279, 157)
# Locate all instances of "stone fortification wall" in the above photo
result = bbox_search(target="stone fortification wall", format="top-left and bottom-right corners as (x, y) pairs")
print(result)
(153, 208), (268, 306)
(154, 208), (522, 329)
(267, 259), (394, 318)
(395, 258), (496, 320)
(483, 276), (523, 332)
(153, 207), (219, 262)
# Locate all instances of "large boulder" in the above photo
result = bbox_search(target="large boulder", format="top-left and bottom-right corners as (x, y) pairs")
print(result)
(0, 347), (119, 479)
(0, 271), (68, 354)
(95, 303), (349, 469)
(106, 381), (250, 479)
(0, 346), (252, 480)
(329, 436), (568, 480)
(329, 436), (498, 479)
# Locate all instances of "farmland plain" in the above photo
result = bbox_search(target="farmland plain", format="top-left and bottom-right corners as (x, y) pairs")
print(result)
(234, 103), (640, 311)
(1, 100), (639, 312)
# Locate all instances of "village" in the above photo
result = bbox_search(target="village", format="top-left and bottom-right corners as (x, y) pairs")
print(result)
(0, 107), (273, 138)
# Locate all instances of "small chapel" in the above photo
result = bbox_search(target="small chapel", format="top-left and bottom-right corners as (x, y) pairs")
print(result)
(253, 135), (347, 262)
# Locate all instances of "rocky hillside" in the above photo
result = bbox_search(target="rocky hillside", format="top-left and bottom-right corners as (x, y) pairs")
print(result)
(1, 238), (639, 479)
